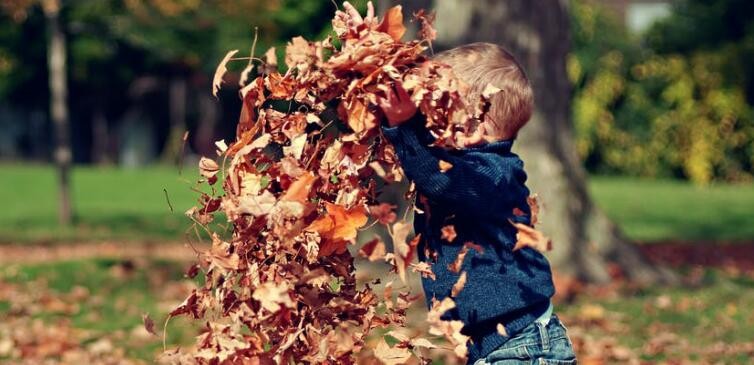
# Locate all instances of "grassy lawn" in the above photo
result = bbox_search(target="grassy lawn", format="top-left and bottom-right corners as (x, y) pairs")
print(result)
(0, 164), (198, 243)
(1, 258), (753, 363)
(2, 164), (754, 243)
(589, 176), (754, 242)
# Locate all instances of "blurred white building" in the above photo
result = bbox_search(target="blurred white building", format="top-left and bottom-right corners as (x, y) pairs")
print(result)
(601, 0), (672, 33)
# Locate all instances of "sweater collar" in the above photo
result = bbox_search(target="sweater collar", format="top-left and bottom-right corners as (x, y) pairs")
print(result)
(458, 139), (515, 154)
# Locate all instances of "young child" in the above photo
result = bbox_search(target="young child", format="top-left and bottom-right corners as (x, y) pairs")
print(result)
(378, 43), (577, 365)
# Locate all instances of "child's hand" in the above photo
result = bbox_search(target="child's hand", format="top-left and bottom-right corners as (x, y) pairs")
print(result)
(341, 1), (378, 31)
(378, 82), (417, 127)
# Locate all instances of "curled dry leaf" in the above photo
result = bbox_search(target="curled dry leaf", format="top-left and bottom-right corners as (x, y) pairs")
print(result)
(451, 271), (467, 297)
(212, 49), (239, 97)
(198, 157), (220, 179)
(447, 245), (468, 273)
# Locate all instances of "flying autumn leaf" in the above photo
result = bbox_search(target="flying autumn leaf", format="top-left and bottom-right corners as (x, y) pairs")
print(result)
(306, 202), (368, 257)
(212, 49), (239, 97)
(376, 6), (406, 42)
(511, 220), (552, 253)
(438, 160), (453, 173)
(142, 313), (156, 336)
(441, 225), (457, 242)
(451, 271), (467, 297)
(528, 194), (541, 225)
(252, 282), (295, 313)
(281, 172), (317, 203)
(198, 157), (220, 178)
(447, 245), (468, 273)
(369, 203), (398, 225)
(374, 337), (411, 365)
(358, 237), (387, 262)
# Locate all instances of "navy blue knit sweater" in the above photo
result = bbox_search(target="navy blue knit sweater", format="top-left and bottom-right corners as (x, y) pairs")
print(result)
(381, 118), (555, 364)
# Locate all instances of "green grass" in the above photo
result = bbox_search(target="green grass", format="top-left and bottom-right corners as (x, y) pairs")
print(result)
(2, 165), (754, 243)
(0, 164), (198, 243)
(589, 176), (754, 242)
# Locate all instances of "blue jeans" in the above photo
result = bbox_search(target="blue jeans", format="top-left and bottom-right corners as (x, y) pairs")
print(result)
(472, 314), (577, 365)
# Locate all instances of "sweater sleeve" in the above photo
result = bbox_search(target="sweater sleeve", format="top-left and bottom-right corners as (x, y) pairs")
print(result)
(381, 118), (520, 218)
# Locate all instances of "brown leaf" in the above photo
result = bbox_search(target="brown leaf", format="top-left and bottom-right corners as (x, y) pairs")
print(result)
(528, 194), (541, 225)
(438, 160), (453, 173)
(369, 203), (398, 225)
(198, 157), (220, 179)
(252, 282), (295, 313)
(451, 271), (467, 297)
(374, 337), (411, 365)
(376, 6), (406, 42)
(511, 221), (552, 253)
(142, 313), (156, 336)
(409, 261), (435, 280)
(212, 49), (239, 97)
(447, 245), (468, 273)
(359, 237), (387, 262)
(441, 225), (457, 242)
(464, 241), (485, 255)
(281, 172), (317, 204)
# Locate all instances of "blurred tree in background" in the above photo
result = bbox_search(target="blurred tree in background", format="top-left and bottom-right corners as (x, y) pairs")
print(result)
(0, 0), (338, 165)
(1, 0), (753, 187)
(571, 0), (754, 184)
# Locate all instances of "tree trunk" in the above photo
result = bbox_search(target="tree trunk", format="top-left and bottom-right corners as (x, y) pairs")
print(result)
(92, 106), (111, 165)
(43, 0), (73, 226)
(429, 0), (675, 284)
(162, 75), (188, 164)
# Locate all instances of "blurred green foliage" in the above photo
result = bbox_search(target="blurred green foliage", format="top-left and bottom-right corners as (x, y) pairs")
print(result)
(570, 0), (754, 184)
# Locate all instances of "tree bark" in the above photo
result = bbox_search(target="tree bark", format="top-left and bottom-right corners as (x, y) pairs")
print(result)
(428, 0), (675, 284)
(43, 0), (73, 226)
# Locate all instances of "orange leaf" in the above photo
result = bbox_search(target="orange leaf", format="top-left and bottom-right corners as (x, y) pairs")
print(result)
(447, 245), (468, 273)
(528, 194), (541, 225)
(345, 98), (378, 134)
(306, 203), (368, 257)
(441, 225), (457, 242)
(377, 6), (406, 42)
(281, 172), (317, 204)
(510, 221), (552, 253)
(451, 271), (467, 297)
(438, 160), (453, 173)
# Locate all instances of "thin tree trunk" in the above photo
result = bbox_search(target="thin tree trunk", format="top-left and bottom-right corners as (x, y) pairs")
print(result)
(43, 0), (73, 226)
(162, 75), (187, 164)
(92, 107), (111, 164)
(429, 0), (675, 284)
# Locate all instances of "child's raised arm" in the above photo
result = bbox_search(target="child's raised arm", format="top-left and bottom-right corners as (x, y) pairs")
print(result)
(380, 116), (529, 221)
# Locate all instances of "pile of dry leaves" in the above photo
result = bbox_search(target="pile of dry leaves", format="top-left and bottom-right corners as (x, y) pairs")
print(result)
(167, 3), (544, 364)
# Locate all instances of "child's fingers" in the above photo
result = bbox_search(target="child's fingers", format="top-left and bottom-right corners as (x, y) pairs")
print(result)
(365, 1), (376, 24)
(343, 2), (363, 24)
(394, 82), (411, 102)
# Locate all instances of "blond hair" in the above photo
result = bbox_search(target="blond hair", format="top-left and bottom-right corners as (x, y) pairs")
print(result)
(434, 42), (534, 140)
